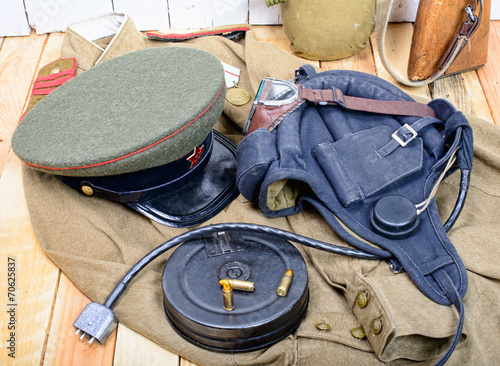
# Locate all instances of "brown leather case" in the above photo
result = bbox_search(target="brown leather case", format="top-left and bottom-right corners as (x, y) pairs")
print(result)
(408, 0), (490, 81)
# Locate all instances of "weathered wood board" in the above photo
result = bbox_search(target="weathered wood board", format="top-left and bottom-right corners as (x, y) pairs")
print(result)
(0, 0), (31, 36)
(0, 32), (46, 176)
(477, 20), (500, 125)
(370, 23), (432, 98)
(1, 0), (455, 36)
(0, 152), (60, 365)
(113, 0), (170, 31)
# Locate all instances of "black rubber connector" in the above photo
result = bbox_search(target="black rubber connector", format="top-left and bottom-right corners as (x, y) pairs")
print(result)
(371, 195), (419, 238)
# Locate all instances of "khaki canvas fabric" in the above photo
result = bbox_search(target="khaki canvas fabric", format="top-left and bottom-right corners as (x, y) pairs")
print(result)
(20, 14), (500, 366)
(280, 0), (375, 61)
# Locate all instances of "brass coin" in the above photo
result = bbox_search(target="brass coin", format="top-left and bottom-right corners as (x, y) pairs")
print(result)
(226, 87), (251, 106)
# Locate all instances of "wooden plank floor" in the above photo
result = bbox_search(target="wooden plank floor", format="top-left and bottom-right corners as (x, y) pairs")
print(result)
(0, 23), (499, 366)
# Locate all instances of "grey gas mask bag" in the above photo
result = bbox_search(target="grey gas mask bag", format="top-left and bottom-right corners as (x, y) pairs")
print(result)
(236, 65), (473, 365)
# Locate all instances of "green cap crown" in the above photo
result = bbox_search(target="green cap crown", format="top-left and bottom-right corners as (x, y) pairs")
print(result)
(13, 47), (226, 177)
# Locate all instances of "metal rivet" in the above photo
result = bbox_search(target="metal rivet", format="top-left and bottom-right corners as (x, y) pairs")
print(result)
(351, 326), (366, 340)
(356, 291), (369, 308)
(315, 321), (331, 331)
(81, 185), (94, 196)
(371, 318), (383, 335)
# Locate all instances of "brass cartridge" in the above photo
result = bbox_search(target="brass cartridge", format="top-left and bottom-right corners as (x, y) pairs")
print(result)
(219, 279), (234, 311)
(227, 279), (255, 292)
(277, 269), (293, 297)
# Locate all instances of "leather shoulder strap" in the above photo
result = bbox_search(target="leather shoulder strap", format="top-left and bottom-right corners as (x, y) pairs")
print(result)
(298, 85), (437, 118)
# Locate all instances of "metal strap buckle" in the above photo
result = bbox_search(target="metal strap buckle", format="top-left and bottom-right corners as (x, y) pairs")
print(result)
(333, 88), (346, 108)
(294, 69), (301, 83)
(392, 124), (418, 147)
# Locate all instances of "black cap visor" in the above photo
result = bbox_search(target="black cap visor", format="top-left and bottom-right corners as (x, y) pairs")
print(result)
(60, 131), (239, 227)
(128, 131), (238, 227)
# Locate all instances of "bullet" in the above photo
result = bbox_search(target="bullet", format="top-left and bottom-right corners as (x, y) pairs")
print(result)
(277, 269), (293, 297)
(227, 279), (255, 292)
(219, 279), (235, 311)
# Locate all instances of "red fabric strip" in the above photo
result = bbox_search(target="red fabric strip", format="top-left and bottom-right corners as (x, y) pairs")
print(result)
(32, 88), (56, 96)
(33, 76), (74, 90)
(35, 68), (75, 82)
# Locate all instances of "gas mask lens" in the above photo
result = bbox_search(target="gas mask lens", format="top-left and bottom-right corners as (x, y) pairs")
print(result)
(244, 78), (300, 135)
(259, 78), (299, 106)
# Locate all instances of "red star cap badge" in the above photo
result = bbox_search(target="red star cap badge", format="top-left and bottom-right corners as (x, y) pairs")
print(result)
(187, 145), (204, 168)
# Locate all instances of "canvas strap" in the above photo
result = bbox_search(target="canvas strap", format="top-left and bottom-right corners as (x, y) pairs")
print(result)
(375, 0), (482, 86)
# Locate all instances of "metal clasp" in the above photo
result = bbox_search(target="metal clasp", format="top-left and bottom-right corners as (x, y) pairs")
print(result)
(388, 258), (405, 274)
(294, 69), (301, 83)
(203, 231), (246, 257)
(392, 124), (418, 147)
(465, 4), (476, 22)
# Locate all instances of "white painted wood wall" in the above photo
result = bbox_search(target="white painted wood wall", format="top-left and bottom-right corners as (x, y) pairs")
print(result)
(1, 0), (499, 37)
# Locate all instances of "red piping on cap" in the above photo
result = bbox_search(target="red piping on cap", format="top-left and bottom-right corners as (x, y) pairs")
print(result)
(25, 82), (225, 171)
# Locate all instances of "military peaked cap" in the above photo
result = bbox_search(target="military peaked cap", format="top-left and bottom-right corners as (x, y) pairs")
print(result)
(12, 47), (239, 227)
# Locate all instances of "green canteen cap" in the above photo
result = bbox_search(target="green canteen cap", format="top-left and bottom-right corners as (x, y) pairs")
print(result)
(12, 47), (226, 177)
